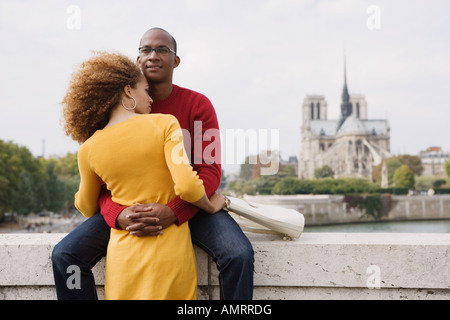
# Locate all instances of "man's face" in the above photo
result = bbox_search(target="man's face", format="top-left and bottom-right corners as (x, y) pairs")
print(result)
(137, 30), (180, 84)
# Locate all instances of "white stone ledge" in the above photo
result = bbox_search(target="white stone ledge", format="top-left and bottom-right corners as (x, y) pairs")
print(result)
(1, 232), (449, 300)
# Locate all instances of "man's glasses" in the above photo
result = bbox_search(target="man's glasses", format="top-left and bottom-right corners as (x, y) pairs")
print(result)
(138, 46), (176, 56)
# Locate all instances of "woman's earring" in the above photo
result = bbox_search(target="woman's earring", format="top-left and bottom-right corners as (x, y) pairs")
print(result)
(121, 96), (137, 111)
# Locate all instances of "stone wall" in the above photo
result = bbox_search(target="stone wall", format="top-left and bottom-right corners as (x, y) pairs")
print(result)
(1, 232), (449, 300)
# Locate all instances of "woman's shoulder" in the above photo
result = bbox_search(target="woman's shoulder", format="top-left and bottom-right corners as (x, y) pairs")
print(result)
(137, 113), (173, 120)
(140, 113), (180, 126)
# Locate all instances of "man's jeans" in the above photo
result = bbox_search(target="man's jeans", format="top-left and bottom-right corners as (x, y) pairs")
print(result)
(51, 210), (254, 300)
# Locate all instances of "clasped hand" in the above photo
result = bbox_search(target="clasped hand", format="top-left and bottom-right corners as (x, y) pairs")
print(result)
(116, 193), (226, 237)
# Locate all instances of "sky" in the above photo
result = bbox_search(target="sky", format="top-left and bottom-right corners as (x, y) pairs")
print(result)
(0, 0), (449, 174)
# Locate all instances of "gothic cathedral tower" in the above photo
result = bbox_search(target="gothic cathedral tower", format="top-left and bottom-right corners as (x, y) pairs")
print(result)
(299, 55), (391, 179)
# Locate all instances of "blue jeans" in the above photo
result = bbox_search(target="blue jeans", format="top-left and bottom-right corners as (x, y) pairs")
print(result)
(51, 210), (254, 300)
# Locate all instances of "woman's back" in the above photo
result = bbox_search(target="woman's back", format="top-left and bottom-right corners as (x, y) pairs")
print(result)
(76, 113), (204, 216)
(76, 113), (203, 300)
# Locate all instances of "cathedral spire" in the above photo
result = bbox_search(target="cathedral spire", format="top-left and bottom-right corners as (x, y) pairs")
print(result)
(338, 51), (352, 130)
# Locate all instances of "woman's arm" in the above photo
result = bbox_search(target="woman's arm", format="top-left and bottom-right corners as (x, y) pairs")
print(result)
(163, 116), (225, 213)
(165, 96), (222, 224)
(74, 144), (103, 218)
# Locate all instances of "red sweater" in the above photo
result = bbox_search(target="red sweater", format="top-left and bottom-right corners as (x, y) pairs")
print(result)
(98, 85), (222, 228)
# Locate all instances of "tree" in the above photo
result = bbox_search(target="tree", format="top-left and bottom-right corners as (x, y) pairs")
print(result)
(0, 176), (9, 221)
(0, 140), (47, 214)
(219, 169), (227, 190)
(272, 178), (313, 195)
(314, 165), (334, 179)
(372, 157), (402, 185)
(398, 155), (423, 176)
(239, 156), (254, 180)
(12, 171), (39, 215)
(393, 165), (415, 189)
(0, 139), (81, 216)
(45, 160), (66, 212)
(54, 152), (79, 178)
(445, 160), (450, 179)
(432, 179), (447, 188)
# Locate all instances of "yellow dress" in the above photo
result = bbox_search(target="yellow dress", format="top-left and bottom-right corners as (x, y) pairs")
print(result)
(74, 114), (205, 300)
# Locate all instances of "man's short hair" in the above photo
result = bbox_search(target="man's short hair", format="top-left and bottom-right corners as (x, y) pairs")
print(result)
(141, 27), (177, 54)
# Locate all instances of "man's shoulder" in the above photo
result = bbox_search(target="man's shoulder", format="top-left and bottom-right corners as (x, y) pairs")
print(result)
(174, 85), (210, 102)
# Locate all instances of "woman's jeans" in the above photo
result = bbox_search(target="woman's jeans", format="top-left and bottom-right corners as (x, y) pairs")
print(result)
(51, 210), (254, 300)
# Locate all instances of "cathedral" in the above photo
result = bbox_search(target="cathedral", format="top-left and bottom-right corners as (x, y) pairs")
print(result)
(298, 59), (392, 179)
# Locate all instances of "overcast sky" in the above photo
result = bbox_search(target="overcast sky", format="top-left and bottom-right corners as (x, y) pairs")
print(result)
(1, 0), (449, 174)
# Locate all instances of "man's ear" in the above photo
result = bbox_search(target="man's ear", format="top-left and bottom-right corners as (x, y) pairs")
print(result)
(136, 56), (143, 71)
(173, 55), (181, 69)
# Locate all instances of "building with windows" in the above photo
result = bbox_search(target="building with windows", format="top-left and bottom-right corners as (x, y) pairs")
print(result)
(299, 59), (392, 179)
(420, 146), (450, 178)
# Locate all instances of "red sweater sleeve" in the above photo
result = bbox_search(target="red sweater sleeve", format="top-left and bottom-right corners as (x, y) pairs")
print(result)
(98, 184), (124, 229)
(168, 95), (222, 225)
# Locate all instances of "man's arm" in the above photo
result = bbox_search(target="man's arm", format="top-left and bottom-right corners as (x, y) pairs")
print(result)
(167, 95), (222, 225)
(98, 185), (125, 229)
(98, 185), (163, 235)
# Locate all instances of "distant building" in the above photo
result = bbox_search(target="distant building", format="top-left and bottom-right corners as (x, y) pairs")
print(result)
(420, 146), (450, 177)
(299, 58), (392, 179)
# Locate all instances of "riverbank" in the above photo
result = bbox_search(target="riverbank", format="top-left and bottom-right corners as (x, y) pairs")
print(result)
(0, 215), (86, 234)
(245, 194), (450, 226)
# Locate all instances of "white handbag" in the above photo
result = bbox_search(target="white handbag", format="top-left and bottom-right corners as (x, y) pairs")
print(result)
(224, 196), (305, 240)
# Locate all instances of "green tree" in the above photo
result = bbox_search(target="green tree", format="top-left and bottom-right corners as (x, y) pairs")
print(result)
(47, 153), (80, 213)
(239, 156), (254, 180)
(332, 178), (375, 194)
(59, 175), (79, 213)
(0, 140), (47, 214)
(445, 160), (450, 179)
(255, 175), (279, 195)
(398, 155), (423, 176)
(0, 140), (81, 216)
(54, 152), (79, 177)
(272, 178), (313, 195)
(219, 169), (227, 190)
(226, 179), (256, 196)
(372, 157), (402, 185)
(314, 165), (334, 179)
(273, 177), (301, 195)
(45, 160), (66, 212)
(393, 165), (415, 189)
(12, 171), (39, 215)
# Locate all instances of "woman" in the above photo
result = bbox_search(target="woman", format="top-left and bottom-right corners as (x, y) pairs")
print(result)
(62, 52), (226, 300)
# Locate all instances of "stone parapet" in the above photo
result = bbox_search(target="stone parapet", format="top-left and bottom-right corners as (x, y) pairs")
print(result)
(0, 232), (449, 300)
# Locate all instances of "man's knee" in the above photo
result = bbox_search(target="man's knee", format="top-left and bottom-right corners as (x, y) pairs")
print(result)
(239, 244), (255, 266)
(51, 241), (69, 267)
(226, 241), (255, 269)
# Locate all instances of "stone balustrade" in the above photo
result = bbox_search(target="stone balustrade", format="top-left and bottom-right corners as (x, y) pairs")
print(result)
(1, 232), (449, 300)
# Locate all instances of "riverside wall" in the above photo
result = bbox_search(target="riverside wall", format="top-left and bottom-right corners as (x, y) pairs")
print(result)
(244, 194), (450, 226)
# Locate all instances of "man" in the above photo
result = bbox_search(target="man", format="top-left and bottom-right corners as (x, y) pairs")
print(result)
(52, 28), (254, 300)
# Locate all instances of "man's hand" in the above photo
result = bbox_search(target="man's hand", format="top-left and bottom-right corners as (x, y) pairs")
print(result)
(116, 203), (177, 237)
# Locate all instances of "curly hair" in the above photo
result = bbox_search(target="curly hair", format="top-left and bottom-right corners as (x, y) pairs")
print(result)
(62, 51), (143, 143)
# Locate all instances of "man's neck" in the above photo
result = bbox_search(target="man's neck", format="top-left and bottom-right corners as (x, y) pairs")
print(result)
(149, 82), (173, 101)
